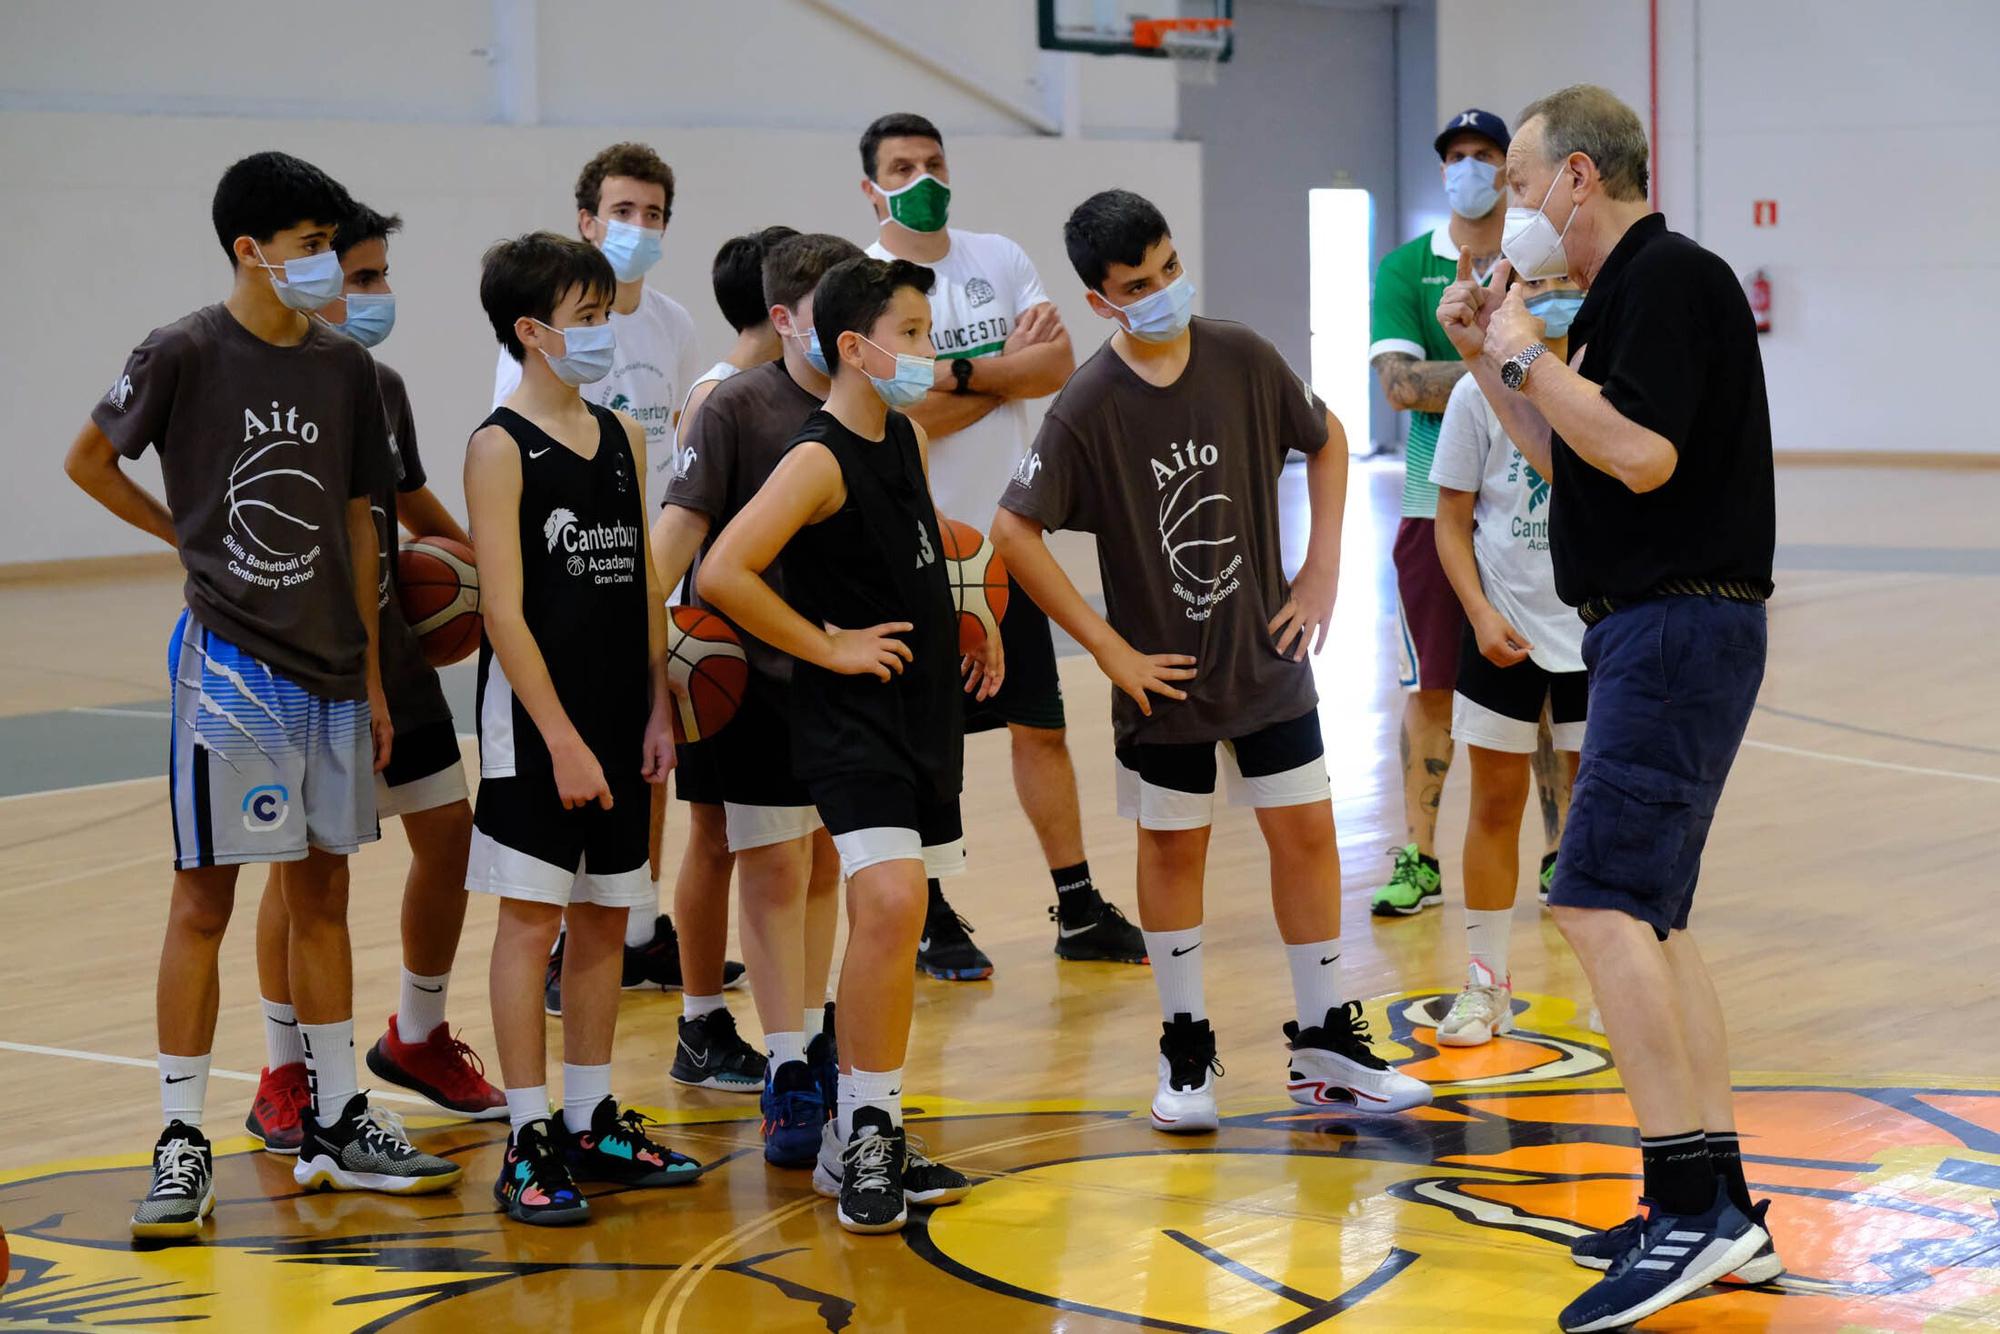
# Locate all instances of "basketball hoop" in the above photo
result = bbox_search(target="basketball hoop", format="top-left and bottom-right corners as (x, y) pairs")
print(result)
(1131, 17), (1233, 86)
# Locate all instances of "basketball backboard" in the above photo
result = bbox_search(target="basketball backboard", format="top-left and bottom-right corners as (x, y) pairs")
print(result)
(1037, 0), (1235, 62)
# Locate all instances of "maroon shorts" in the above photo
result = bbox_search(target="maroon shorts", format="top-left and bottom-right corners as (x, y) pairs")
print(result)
(1392, 517), (1466, 692)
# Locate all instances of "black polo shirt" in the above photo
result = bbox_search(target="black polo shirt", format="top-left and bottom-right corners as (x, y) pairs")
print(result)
(1549, 212), (1775, 607)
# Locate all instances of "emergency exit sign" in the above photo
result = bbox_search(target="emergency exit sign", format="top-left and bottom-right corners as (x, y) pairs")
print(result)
(1753, 200), (1779, 226)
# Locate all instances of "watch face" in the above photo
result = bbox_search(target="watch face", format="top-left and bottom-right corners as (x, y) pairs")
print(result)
(1501, 359), (1524, 390)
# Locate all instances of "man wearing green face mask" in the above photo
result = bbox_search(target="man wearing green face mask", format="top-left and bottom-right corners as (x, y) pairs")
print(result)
(859, 112), (1147, 980)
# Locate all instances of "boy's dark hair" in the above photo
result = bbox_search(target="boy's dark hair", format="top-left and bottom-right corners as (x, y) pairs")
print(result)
(811, 257), (934, 374)
(1064, 189), (1172, 292)
(210, 151), (356, 264)
(858, 112), (944, 180)
(763, 233), (867, 313)
(574, 141), (676, 221)
(480, 231), (618, 363)
(712, 226), (800, 332)
(332, 202), (403, 260)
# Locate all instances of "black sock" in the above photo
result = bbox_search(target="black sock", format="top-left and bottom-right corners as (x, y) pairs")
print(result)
(926, 878), (945, 912)
(1540, 850), (1558, 873)
(1051, 861), (1100, 924)
(1707, 1131), (1753, 1214)
(1640, 1131), (1716, 1215)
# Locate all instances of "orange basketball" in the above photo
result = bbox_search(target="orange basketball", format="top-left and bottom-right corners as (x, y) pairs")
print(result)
(397, 536), (481, 667)
(667, 606), (749, 743)
(940, 519), (1010, 655)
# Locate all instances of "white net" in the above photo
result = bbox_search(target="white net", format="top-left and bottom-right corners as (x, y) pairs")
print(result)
(1156, 23), (1230, 85)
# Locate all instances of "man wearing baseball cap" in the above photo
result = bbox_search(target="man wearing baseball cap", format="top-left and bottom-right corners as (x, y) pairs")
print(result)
(1368, 108), (1558, 919)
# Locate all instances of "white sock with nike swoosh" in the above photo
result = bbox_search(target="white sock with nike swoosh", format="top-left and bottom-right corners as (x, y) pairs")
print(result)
(397, 970), (450, 1042)
(838, 1066), (904, 1139)
(1142, 925), (1206, 1022)
(159, 1052), (209, 1128)
(261, 997), (306, 1069)
(1285, 939), (1345, 1029)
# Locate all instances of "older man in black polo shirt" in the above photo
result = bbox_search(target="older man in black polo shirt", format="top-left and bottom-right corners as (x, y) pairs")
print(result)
(1438, 84), (1777, 1332)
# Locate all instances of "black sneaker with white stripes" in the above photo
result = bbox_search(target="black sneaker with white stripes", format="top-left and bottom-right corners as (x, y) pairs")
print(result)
(670, 1009), (767, 1092)
(1049, 900), (1149, 964)
(130, 1122), (215, 1240)
(917, 889), (992, 981)
(293, 1093), (463, 1194)
(1557, 1183), (1769, 1332)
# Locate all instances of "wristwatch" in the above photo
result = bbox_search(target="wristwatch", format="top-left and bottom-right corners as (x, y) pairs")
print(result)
(950, 357), (974, 395)
(1499, 342), (1548, 392)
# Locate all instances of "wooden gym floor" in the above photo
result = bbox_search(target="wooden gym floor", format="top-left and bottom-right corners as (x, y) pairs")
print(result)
(0, 461), (1996, 1331)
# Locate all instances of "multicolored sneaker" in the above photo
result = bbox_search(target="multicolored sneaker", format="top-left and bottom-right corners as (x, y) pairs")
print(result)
(1050, 899), (1149, 964)
(1285, 1001), (1433, 1113)
(245, 1062), (310, 1155)
(1434, 963), (1515, 1047)
(558, 1097), (702, 1187)
(130, 1122), (215, 1240)
(623, 914), (747, 992)
(294, 1093), (463, 1194)
(917, 891), (993, 981)
(761, 1060), (827, 1168)
(1540, 851), (1559, 906)
(366, 1017), (507, 1120)
(493, 1118), (589, 1226)
(1557, 1185), (1768, 1331)
(1369, 844), (1443, 917)
(670, 1009), (767, 1092)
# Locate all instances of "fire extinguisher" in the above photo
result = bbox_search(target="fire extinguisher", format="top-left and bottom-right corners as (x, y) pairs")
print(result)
(1747, 268), (1772, 335)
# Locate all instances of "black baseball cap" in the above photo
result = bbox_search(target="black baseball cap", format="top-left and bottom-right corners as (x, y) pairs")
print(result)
(1435, 108), (1510, 158)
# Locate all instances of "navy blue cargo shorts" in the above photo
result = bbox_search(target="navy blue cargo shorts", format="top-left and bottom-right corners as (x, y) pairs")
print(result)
(1547, 596), (1767, 938)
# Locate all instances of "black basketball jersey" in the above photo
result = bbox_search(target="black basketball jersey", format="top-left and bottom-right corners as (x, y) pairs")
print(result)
(779, 409), (962, 800)
(474, 403), (649, 780)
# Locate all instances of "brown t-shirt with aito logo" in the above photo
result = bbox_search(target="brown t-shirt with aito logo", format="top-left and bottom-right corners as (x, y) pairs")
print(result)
(91, 304), (393, 700)
(999, 317), (1329, 746)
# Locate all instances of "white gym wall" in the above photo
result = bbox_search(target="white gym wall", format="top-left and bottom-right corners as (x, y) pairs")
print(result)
(0, 0), (1197, 565)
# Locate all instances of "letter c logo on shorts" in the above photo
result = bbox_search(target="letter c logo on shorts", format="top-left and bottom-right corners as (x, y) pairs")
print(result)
(242, 784), (291, 832)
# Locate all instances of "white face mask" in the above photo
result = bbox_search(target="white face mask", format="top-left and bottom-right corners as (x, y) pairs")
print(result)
(1501, 168), (1580, 280)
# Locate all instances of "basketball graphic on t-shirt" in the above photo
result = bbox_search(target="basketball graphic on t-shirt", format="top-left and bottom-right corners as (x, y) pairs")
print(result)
(1154, 445), (1237, 587)
(940, 519), (1010, 653)
(228, 438), (325, 557)
(666, 606), (748, 743)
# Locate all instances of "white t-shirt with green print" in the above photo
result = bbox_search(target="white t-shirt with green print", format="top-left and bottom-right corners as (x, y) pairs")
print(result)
(868, 228), (1049, 526)
(1429, 374), (1583, 674)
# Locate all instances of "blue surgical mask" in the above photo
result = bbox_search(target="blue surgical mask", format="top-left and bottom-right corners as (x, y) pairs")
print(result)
(597, 218), (663, 283)
(1444, 157), (1501, 220)
(858, 334), (935, 408)
(252, 243), (345, 311)
(1113, 273), (1196, 343)
(328, 292), (396, 348)
(533, 319), (617, 386)
(1525, 290), (1584, 339)
(788, 319), (829, 376)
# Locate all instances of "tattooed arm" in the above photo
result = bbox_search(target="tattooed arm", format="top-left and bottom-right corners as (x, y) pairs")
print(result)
(1372, 352), (1468, 415)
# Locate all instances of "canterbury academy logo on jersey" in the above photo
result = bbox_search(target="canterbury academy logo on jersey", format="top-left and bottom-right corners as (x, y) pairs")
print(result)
(545, 505), (638, 584)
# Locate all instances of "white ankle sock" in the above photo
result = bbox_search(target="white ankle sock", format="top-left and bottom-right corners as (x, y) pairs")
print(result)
(1284, 938), (1346, 1029)
(767, 1031), (807, 1069)
(261, 998), (305, 1070)
(683, 992), (727, 1022)
(802, 1006), (826, 1040)
(397, 970), (449, 1042)
(506, 1085), (550, 1134)
(299, 1020), (358, 1128)
(625, 905), (656, 948)
(837, 1065), (904, 1139)
(1465, 909), (1512, 984)
(561, 1062), (612, 1133)
(1141, 925), (1206, 1021)
(159, 1052), (209, 1128)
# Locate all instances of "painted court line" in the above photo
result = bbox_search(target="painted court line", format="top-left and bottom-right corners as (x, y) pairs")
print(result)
(67, 705), (172, 720)
(1742, 738), (2000, 785)
(0, 774), (160, 805)
(0, 1039), (428, 1108)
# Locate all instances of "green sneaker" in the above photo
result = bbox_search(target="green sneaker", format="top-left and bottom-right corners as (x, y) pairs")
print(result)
(1369, 845), (1442, 917)
(1539, 852), (1558, 906)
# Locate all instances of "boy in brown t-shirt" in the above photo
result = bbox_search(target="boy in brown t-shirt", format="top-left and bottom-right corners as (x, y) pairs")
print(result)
(993, 189), (1433, 1132)
(65, 152), (460, 1241)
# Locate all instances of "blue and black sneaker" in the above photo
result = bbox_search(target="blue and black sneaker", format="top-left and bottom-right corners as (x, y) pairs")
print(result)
(493, 1118), (589, 1226)
(1573, 1196), (1783, 1284)
(807, 1002), (838, 1114)
(761, 1060), (827, 1167)
(558, 1097), (702, 1188)
(1557, 1183), (1770, 1332)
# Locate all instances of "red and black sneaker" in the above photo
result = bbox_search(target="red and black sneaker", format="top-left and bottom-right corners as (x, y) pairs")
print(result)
(245, 1062), (310, 1155)
(365, 1015), (508, 1120)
